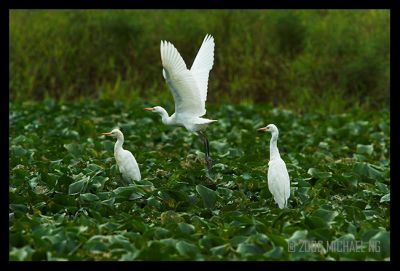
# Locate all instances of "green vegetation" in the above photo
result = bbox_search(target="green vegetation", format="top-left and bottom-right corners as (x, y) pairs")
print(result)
(9, 100), (390, 260)
(9, 10), (389, 112)
(9, 9), (390, 261)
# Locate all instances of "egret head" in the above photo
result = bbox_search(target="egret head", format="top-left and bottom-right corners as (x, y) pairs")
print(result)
(257, 124), (279, 136)
(102, 128), (124, 139)
(144, 106), (164, 114)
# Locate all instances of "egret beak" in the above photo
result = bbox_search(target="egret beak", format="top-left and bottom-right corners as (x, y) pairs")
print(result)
(257, 127), (268, 132)
(144, 107), (154, 111)
(101, 132), (112, 136)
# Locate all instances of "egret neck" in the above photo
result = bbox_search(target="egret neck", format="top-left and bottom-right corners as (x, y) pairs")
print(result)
(269, 132), (281, 161)
(114, 132), (124, 155)
(157, 107), (173, 125)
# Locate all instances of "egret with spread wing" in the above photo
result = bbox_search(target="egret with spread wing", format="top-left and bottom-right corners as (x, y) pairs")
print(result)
(145, 34), (216, 170)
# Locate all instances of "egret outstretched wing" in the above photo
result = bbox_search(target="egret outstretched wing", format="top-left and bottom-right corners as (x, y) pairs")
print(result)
(190, 34), (215, 102)
(160, 40), (205, 117)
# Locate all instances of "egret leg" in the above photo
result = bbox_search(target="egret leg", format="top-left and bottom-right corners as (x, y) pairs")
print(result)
(199, 131), (213, 171)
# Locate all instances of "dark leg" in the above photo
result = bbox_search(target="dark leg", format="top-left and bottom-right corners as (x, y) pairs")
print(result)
(199, 131), (213, 171)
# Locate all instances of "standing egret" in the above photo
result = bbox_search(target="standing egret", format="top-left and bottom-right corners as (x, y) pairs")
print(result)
(144, 34), (217, 171)
(102, 128), (141, 184)
(257, 124), (290, 209)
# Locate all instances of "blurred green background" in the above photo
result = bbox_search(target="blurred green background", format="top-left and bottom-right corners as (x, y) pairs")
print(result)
(9, 9), (390, 112)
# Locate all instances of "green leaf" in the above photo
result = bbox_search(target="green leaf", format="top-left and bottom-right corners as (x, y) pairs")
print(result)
(63, 143), (82, 158)
(287, 230), (308, 243)
(85, 163), (104, 174)
(353, 162), (384, 180)
(196, 184), (217, 209)
(80, 193), (99, 202)
(305, 215), (327, 229)
(90, 176), (109, 191)
(264, 246), (284, 259)
(9, 204), (29, 213)
(101, 197), (115, 206)
(210, 244), (230, 256)
(113, 186), (135, 196)
(236, 243), (264, 255)
(313, 208), (338, 224)
(369, 230), (390, 258)
(177, 223), (195, 235)
(68, 177), (89, 195)
(154, 227), (171, 239)
(380, 193), (390, 203)
(307, 168), (332, 179)
(11, 145), (27, 157)
(84, 235), (109, 253)
(356, 144), (374, 156)
(176, 241), (199, 257)
(9, 246), (34, 261)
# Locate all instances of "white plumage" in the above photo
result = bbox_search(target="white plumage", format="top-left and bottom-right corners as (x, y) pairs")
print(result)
(145, 34), (216, 170)
(102, 129), (141, 183)
(258, 124), (290, 209)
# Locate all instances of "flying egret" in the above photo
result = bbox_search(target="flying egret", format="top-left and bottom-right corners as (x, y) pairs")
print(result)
(144, 34), (217, 171)
(257, 124), (290, 209)
(102, 128), (141, 184)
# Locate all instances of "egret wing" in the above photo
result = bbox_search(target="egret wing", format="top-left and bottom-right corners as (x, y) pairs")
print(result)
(190, 34), (215, 102)
(120, 150), (141, 182)
(268, 159), (290, 208)
(160, 40), (205, 117)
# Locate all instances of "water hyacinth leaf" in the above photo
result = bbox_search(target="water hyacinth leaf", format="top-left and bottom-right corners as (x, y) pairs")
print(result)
(264, 246), (284, 259)
(113, 186), (141, 200)
(210, 141), (229, 154)
(369, 230), (390, 258)
(313, 208), (338, 224)
(307, 168), (332, 179)
(9, 246), (34, 261)
(154, 227), (171, 239)
(68, 178), (89, 195)
(101, 197), (115, 206)
(129, 192), (144, 200)
(120, 250), (140, 261)
(287, 230), (308, 243)
(90, 176), (109, 190)
(147, 196), (162, 209)
(356, 144), (374, 156)
(84, 236), (109, 253)
(80, 193), (99, 202)
(101, 140), (114, 152)
(9, 204), (29, 214)
(177, 223), (195, 235)
(63, 143), (82, 158)
(305, 215), (327, 229)
(236, 243), (264, 256)
(11, 145), (27, 157)
(85, 163), (104, 174)
(176, 241), (200, 257)
(210, 244), (230, 256)
(196, 185), (217, 209)
(380, 193), (390, 203)
(353, 162), (384, 180)
(9, 98), (390, 260)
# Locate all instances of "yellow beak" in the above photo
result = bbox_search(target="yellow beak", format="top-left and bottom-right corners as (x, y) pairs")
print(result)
(257, 127), (268, 132)
(144, 107), (154, 111)
(101, 132), (112, 136)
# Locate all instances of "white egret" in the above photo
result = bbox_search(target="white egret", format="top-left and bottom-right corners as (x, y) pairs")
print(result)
(257, 124), (290, 209)
(102, 128), (141, 184)
(144, 34), (217, 170)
